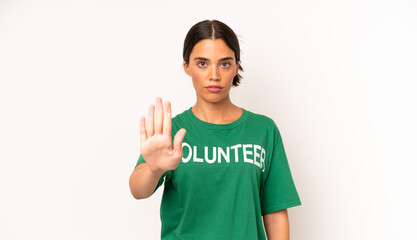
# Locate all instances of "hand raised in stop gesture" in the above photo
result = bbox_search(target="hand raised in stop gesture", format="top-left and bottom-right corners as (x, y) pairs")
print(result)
(139, 97), (186, 174)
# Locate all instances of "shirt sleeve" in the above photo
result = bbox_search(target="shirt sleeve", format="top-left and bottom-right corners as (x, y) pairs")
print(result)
(135, 154), (172, 193)
(260, 123), (301, 215)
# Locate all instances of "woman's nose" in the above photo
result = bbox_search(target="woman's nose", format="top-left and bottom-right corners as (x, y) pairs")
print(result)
(209, 65), (220, 81)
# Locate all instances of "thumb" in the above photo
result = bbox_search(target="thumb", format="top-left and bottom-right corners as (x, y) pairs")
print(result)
(173, 128), (186, 154)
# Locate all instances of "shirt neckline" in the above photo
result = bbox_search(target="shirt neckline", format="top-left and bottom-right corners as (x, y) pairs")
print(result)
(185, 106), (248, 130)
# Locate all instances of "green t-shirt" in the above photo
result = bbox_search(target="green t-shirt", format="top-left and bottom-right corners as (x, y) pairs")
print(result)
(135, 107), (301, 240)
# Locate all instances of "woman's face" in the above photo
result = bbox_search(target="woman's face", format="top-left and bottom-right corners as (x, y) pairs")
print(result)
(183, 38), (239, 105)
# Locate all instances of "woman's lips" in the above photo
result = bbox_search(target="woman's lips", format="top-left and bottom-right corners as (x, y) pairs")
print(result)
(206, 86), (222, 93)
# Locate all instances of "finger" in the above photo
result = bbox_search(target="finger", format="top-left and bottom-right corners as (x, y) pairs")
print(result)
(163, 101), (172, 136)
(173, 128), (186, 155)
(147, 104), (155, 137)
(139, 116), (147, 147)
(154, 97), (163, 134)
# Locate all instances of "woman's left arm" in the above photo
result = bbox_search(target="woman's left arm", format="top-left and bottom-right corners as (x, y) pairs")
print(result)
(263, 209), (290, 240)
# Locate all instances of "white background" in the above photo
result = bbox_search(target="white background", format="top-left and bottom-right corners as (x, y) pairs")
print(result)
(1, 0), (416, 239)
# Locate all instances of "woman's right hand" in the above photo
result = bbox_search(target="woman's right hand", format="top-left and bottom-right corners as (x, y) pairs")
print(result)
(139, 97), (186, 174)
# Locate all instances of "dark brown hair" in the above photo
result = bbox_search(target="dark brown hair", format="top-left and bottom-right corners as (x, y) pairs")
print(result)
(183, 19), (244, 87)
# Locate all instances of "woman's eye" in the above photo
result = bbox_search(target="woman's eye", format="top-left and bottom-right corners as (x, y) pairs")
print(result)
(197, 62), (231, 68)
(221, 62), (231, 67)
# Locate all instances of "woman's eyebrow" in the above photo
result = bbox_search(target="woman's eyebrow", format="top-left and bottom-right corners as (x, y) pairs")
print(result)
(193, 57), (234, 62)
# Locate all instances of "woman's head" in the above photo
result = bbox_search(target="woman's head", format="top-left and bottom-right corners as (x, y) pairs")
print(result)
(183, 19), (244, 87)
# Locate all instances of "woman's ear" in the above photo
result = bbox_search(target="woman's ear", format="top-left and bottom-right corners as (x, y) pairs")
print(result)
(235, 63), (239, 76)
(183, 61), (191, 76)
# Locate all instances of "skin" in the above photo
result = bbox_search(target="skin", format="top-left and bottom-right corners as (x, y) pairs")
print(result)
(129, 98), (186, 199)
(129, 38), (290, 239)
(183, 38), (243, 124)
(264, 209), (290, 240)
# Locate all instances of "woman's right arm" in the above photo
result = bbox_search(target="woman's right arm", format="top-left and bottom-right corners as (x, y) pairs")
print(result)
(129, 97), (186, 199)
(129, 162), (165, 199)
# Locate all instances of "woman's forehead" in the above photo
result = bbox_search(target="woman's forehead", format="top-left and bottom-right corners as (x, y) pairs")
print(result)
(190, 39), (235, 60)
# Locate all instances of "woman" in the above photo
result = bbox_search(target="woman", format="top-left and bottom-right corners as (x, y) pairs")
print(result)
(129, 19), (301, 240)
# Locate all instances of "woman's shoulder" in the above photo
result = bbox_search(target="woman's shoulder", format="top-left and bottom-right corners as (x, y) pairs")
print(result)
(244, 108), (278, 127)
(244, 109), (283, 141)
(170, 106), (279, 131)
(171, 107), (191, 125)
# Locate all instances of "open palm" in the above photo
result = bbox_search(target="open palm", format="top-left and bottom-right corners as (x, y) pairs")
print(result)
(139, 97), (186, 173)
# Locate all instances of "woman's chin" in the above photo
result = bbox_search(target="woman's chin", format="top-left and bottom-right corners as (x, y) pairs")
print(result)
(198, 95), (230, 105)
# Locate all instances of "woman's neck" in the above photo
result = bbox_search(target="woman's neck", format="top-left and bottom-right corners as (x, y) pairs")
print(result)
(192, 98), (243, 124)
